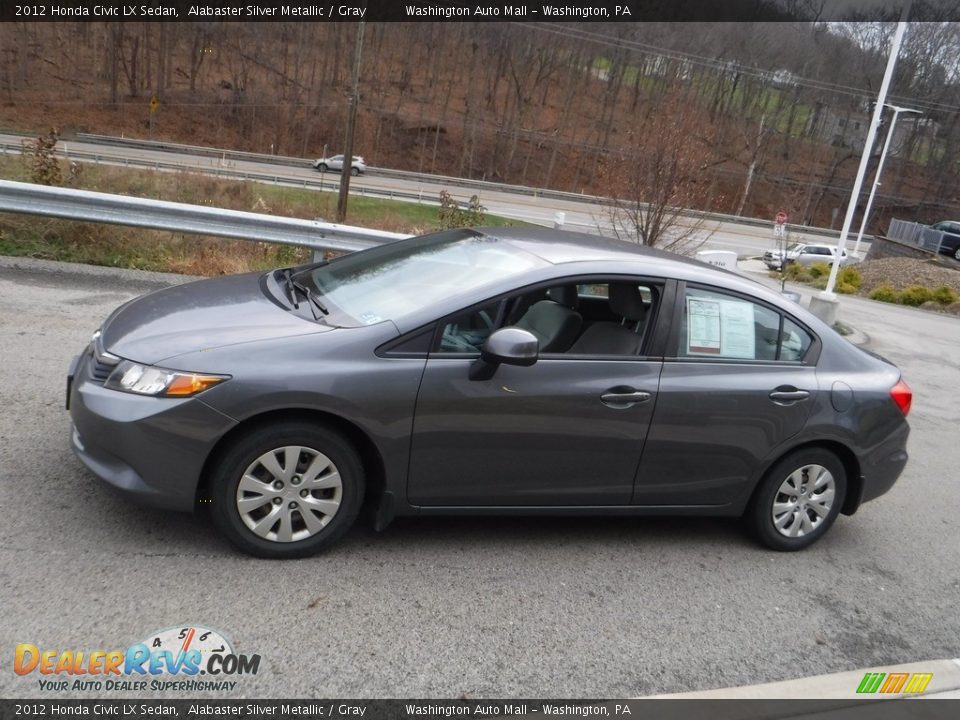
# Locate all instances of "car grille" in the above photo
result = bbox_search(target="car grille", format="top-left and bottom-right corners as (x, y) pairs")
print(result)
(88, 345), (120, 384)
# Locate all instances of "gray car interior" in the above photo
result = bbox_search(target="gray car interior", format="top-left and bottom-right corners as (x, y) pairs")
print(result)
(513, 286), (583, 353)
(567, 283), (649, 355)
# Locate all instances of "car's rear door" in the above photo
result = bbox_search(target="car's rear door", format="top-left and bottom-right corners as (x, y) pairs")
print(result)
(633, 283), (819, 508)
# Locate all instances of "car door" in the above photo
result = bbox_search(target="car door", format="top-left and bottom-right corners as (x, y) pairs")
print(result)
(633, 284), (818, 508)
(407, 279), (668, 507)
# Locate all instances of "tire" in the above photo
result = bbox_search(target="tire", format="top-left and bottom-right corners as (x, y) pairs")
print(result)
(209, 422), (365, 558)
(953, 246), (960, 261)
(317, 163), (328, 172)
(746, 448), (846, 551)
(350, 167), (359, 176)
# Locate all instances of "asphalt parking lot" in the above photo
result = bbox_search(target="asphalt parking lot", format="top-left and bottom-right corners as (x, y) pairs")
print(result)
(0, 255), (958, 699)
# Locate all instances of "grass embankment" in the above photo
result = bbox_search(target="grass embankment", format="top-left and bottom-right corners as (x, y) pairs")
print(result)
(0, 158), (519, 275)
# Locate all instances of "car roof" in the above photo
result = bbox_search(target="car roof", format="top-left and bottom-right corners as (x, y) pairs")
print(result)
(462, 227), (808, 313)
(469, 226), (755, 284)
(471, 226), (707, 266)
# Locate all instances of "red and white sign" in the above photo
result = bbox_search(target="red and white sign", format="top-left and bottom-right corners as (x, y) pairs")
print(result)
(775, 211), (788, 225)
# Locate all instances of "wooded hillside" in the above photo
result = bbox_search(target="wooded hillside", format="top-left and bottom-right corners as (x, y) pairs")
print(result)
(2, 21), (959, 230)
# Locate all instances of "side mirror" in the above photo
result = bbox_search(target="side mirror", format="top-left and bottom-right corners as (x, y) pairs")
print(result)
(469, 327), (539, 381)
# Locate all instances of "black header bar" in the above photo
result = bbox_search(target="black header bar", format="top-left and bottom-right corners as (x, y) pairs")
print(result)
(2, 699), (960, 720)
(2, 0), (958, 23)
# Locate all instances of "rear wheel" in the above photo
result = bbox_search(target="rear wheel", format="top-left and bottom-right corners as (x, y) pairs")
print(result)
(317, 163), (328, 172)
(209, 422), (364, 558)
(747, 448), (846, 551)
(953, 245), (960, 261)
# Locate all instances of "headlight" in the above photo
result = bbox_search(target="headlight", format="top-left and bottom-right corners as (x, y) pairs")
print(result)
(104, 361), (229, 397)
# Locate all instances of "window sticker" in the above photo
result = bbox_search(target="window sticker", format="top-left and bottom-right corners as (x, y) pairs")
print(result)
(358, 312), (384, 325)
(687, 299), (721, 354)
(686, 296), (757, 359)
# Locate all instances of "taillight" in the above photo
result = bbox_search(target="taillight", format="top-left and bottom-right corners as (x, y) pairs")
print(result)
(890, 378), (912, 416)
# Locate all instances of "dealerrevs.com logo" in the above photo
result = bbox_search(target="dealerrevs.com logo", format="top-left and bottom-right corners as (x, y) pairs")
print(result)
(14, 625), (261, 693)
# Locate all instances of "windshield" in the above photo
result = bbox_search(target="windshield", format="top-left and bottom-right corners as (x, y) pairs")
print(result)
(786, 242), (802, 251)
(296, 230), (549, 325)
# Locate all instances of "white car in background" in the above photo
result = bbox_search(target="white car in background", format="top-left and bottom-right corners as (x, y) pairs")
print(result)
(313, 154), (366, 176)
(763, 242), (856, 270)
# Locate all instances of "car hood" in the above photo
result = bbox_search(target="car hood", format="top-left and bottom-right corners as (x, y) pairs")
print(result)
(100, 272), (328, 364)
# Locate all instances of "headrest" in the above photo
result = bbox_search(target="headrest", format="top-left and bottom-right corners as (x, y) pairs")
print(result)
(609, 283), (648, 322)
(546, 285), (578, 309)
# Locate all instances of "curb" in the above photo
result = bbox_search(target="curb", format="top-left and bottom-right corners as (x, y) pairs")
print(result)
(646, 658), (960, 700)
(0, 254), (195, 286)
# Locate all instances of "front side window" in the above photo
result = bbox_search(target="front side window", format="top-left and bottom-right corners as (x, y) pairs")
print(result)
(680, 288), (810, 362)
(434, 280), (661, 358)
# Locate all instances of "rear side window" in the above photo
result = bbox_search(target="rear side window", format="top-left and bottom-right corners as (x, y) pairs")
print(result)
(679, 288), (812, 362)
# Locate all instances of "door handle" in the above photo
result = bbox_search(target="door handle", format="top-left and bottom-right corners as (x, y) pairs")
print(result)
(600, 389), (651, 408)
(769, 388), (810, 404)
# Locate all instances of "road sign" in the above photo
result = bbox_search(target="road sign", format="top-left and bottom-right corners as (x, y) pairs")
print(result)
(775, 211), (788, 225)
(149, 96), (160, 114)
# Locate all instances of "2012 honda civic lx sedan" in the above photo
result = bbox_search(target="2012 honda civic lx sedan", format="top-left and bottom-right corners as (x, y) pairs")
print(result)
(66, 228), (911, 558)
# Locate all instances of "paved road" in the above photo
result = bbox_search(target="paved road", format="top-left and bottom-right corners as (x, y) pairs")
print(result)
(0, 132), (867, 259)
(0, 256), (956, 700)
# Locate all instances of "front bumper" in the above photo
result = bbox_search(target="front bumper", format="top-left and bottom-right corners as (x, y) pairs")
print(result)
(67, 347), (236, 512)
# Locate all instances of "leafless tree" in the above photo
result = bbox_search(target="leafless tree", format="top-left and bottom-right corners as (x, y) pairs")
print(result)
(602, 94), (721, 253)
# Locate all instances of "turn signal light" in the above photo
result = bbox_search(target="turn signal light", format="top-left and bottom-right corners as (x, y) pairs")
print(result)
(890, 378), (912, 417)
(165, 373), (228, 396)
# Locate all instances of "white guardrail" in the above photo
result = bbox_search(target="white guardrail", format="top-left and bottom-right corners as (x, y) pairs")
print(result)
(0, 179), (410, 254)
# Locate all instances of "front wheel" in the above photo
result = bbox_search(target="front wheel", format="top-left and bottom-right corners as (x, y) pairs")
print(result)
(350, 167), (359, 176)
(209, 422), (365, 558)
(953, 246), (960, 261)
(746, 448), (846, 551)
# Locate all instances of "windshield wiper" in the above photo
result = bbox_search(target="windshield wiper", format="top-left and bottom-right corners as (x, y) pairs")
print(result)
(282, 269), (329, 319)
(282, 269), (300, 309)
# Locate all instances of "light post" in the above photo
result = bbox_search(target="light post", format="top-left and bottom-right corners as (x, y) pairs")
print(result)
(816, 13), (908, 321)
(852, 103), (922, 256)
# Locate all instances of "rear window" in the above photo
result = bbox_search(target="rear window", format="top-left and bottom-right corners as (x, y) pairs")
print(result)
(679, 287), (812, 362)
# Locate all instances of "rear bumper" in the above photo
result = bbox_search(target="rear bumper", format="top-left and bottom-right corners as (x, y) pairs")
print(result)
(68, 348), (236, 512)
(846, 422), (910, 514)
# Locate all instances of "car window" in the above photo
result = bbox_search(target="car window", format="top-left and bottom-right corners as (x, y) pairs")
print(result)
(438, 301), (502, 353)
(679, 287), (805, 362)
(434, 280), (661, 357)
(780, 317), (813, 361)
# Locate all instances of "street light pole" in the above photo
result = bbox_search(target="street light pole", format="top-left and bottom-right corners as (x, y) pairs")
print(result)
(852, 103), (922, 256)
(821, 14), (909, 300)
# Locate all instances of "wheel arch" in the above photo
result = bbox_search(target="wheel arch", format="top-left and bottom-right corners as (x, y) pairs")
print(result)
(195, 408), (387, 515)
(748, 439), (862, 516)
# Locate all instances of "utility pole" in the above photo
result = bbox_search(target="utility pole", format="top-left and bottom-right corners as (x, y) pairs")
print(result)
(337, 21), (365, 223)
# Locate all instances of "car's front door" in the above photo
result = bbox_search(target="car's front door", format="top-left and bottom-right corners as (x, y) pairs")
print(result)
(407, 280), (666, 507)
